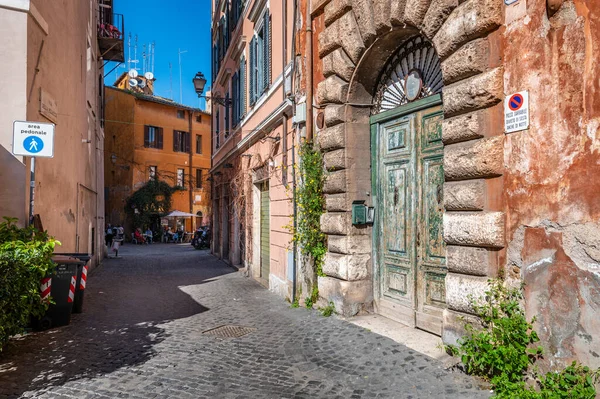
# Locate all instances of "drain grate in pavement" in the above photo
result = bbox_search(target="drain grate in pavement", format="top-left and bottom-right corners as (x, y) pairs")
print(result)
(202, 325), (256, 339)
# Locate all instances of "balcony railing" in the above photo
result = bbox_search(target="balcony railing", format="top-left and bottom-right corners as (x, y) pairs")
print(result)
(98, 13), (125, 62)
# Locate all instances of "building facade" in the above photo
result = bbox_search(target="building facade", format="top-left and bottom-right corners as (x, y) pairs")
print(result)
(211, 0), (295, 296)
(300, 0), (600, 369)
(0, 0), (115, 267)
(104, 84), (211, 234)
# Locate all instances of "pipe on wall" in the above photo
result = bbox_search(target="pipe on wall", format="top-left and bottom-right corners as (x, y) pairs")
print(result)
(305, 0), (313, 142)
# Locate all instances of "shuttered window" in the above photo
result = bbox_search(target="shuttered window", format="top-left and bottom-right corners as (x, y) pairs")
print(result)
(249, 37), (256, 105)
(241, 56), (246, 117)
(225, 92), (230, 137)
(173, 131), (190, 153)
(196, 135), (202, 154)
(215, 110), (220, 149)
(196, 169), (203, 189)
(232, 72), (239, 126)
(144, 126), (163, 149)
(249, 10), (271, 107)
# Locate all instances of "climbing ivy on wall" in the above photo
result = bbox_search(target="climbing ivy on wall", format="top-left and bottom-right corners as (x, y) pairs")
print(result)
(125, 180), (176, 228)
(293, 141), (327, 278)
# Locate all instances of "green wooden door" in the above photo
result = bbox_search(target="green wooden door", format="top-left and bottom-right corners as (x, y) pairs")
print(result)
(259, 181), (270, 280)
(372, 95), (446, 335)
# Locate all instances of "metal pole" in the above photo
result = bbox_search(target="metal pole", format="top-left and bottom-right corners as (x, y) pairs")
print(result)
(28, 157), (35, 225)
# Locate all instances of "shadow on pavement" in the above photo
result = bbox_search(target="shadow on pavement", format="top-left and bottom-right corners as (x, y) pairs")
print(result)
(0, 245), (234, 398)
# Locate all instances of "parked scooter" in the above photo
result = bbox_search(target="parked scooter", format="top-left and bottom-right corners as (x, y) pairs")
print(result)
(192, 227), (211, 250)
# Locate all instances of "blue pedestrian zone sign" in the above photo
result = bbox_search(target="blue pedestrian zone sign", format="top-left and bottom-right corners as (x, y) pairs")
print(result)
(24, 136), (44, 153)
(12, 120), (55, 157)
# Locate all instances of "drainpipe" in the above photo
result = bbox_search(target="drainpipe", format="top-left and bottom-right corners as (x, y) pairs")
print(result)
(305, 0), (313, 142)
(282, 0), (289, 186)
(290, 0), (299, 304)
(188, 110), (194, 232)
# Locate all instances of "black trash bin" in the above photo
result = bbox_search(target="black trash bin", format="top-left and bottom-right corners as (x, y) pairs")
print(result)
(35, 256), (83, 329)
(55, 253), (91, 314)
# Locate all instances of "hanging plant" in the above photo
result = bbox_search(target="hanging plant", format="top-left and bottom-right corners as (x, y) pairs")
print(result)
(125, 179), (175, 228)
(293, 141), (327, 277)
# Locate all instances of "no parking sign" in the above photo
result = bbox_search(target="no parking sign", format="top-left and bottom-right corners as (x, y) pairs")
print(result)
(504, 91), (529, 134)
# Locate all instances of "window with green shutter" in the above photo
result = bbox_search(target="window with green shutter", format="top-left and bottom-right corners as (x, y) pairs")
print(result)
(248, 10), (271, 107)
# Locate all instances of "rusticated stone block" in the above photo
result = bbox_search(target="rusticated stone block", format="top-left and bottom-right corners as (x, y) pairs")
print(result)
(324, 0), (352, 26)
(390, 0), (407, 25)
(404, 0), (432, 27)
(444, 179), (485, 211)
(442, 308), (483, 346)
(443, 67), (503, 117)
(443, 211), (505, 248)
(324, 104), (345, 127)
(350, 1), (376, 46)
(318, 275), (373, 316)
(322, 252), (371, 281)
(316, 124), (345, 150)
(325, 193), (350, 211)
(324, 149), (346, 171)
(328, 234), (372, 254)
(441, 38), (489, 85)
(444, 136), (504, 181)
(421, 0), (459, 38)
(445, 273), (489, 314)
(442, 109), (486, 144)
(319, 12), (365, 63)
(447, 245), (496, 276)
(317, 75), (349, 104)
(323, 170), (347, 193)
(373, 0), (393, 33)
(433, 0), (502, 59)
(320, 212), (350, 235)
(322, 48), (355, 81)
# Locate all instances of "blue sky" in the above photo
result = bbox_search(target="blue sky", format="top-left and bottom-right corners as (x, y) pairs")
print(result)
(108, 0), (212, 109)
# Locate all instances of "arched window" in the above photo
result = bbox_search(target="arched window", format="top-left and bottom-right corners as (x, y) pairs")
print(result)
(372, 36), (443, 114)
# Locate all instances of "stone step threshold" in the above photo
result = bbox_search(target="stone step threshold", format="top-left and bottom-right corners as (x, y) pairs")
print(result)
(342, 314), (459, 368)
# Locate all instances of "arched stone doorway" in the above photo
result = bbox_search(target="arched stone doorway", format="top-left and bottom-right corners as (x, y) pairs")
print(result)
(316, 0), (505, 342)
(369, 35), (446, 334)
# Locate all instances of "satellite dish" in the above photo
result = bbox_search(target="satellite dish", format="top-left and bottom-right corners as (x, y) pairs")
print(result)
(128, 69), (138, 78)
(144, 72), (154, 80)
(138, 79), (146, 89)
(129, 79), (138, 87)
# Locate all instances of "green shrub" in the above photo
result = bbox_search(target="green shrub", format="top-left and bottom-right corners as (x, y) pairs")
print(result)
(0, 217), (59, 349)
(447, 279), (600, 398)
(293, 141), (326, 276)
(319, 301), (335, 317)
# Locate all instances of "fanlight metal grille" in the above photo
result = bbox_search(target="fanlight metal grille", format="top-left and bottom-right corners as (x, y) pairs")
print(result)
(372, 36), (443, 114)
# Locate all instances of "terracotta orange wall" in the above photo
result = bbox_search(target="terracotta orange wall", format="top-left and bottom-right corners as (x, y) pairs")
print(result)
(503, 0), (600, 368)
(104, 87), (212, 233)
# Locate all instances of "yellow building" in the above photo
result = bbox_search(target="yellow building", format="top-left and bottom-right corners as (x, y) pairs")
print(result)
(104, 83), (211, 237)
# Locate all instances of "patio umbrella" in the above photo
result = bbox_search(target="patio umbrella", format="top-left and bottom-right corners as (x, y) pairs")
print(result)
(165, 210), (196, 218)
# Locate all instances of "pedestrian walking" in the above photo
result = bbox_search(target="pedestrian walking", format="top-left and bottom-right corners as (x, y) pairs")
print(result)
(105, 224), (114, 248)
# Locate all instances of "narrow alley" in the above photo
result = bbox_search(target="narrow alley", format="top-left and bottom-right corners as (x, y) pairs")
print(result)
(0, 246), (488, 399)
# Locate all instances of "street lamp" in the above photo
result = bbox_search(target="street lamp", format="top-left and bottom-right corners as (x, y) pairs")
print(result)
(192, 72), (232, 107)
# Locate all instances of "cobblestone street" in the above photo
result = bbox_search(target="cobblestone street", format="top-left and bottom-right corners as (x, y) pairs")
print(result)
(0, 245), (489, 399)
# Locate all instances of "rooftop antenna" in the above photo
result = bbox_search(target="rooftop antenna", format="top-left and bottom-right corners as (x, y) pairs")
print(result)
(151, 42), (156, 74)
(133, 35), (139, 71)
(142, 43), (147, 75)
(178, 49), (187, 104)
(127, 33), (132, 70)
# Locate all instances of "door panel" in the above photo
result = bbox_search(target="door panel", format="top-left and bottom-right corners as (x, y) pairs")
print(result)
(373, 97), (446, 335)
(259, 181), (270, 280)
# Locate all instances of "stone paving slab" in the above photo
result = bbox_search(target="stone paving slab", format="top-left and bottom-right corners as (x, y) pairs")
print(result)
(0, 244), (490, 398)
